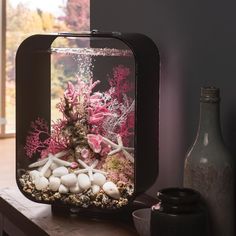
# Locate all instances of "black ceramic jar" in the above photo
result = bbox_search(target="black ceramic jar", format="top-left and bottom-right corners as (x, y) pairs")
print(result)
(150, 188), (208, 236)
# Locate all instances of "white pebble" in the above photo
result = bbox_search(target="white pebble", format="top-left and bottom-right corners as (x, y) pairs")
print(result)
(53, 166), (68, 177)
(69, 183), (81, 193)
(92, 185), (100, 195)
(59, 184), (69, 194)
(29, 170), (40, 182)
(93, 173), (106, 186)
(103, 181), (120, 200)
(61, 173), (77, 187)
(34, 176), (49, 191)
(78, 173), (91, 190)
(49, 176), (61, 192)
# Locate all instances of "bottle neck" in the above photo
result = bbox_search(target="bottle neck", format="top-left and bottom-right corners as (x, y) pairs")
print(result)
(196, 101), (223, 145)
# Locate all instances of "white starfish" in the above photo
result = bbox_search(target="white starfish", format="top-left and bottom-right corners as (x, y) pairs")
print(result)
(28, 151), (71, 177)
(75, 159), (107, 181)
(102, 134), (134, 163)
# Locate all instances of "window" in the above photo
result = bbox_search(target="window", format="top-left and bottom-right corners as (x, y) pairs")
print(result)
(0, 0), (89, 137)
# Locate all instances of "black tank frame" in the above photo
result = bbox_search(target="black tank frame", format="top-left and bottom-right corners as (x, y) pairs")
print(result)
(16, 31), (160, 209)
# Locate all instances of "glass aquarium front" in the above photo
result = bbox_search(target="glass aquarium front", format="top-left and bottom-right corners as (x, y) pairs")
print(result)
(18, 36), (136, 210)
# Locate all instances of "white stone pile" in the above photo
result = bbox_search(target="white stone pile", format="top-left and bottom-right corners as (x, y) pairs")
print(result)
(29, 165), (120, 199)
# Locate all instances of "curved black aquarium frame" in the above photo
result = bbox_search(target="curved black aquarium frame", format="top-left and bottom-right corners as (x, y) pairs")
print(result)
(16, 31), (160, 211)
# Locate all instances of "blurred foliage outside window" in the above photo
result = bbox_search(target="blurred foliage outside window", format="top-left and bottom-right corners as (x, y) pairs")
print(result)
(5, 0), (89, 134)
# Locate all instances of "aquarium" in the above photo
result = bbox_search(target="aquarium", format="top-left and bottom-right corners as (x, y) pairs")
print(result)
(16, 32), (159, 212)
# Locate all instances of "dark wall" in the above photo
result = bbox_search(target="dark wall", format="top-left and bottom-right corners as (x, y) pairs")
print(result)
(91, 0), (236, 196)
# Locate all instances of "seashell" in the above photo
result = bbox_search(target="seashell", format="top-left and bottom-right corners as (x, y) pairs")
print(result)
(91, 185), (100, 195)
(93, 173), (106, 186)
(49, 176), (61, 192)
(59, 184), (69, 194)
(78, 173), (91, 190)
(29, 170), (40, 181)
(50, 162), (59, 170)
(69, 183), (81, 193)
(38, 167), (51, 178)
(34, 176), (49, 191)
(103, 181), (120, 200)
(52, 166), (68, 177)
(61, 173), (77, 187)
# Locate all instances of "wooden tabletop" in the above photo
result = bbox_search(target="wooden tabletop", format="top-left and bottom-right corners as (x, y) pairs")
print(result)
(0, 188), (138, 236)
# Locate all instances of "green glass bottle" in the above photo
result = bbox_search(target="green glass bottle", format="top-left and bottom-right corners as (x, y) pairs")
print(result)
(184, 87), (235, 236)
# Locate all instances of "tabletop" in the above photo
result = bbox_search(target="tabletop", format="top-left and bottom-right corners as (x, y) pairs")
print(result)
(0, 187), (138, 236)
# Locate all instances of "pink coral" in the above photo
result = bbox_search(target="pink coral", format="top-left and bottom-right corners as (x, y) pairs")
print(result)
(64, 82), (78, 104)
(24, 118), (50, 158)
(109, 65), (134, 103)
(118, 111), (135, 146)
(87, 105), (111, 125)
(24, 116), (71, 159)
(100, 145), (111, 156)
(51, 120), (69, 148)
(77, 76), (100, 103)
(25, 67), (135, 167)
(89, 92), (103, 106)
(56, 78), (101, 122)
(40, 119), (70, 158)
(87, 134), (103, 153)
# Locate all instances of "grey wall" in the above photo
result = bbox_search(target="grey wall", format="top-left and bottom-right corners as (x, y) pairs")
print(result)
(91, 0), (236, 196)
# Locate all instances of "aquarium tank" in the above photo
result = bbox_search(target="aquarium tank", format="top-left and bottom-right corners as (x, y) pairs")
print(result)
(16, 32), (159, 212)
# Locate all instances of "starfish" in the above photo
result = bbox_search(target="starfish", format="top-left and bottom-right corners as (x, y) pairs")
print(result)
(28, 150), (71, 177)
(75, 159), (107, 181)
(102, 134), (134, 163)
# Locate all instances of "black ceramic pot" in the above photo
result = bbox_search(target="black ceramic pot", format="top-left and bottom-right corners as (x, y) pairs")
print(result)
(150, 188), (208, 236)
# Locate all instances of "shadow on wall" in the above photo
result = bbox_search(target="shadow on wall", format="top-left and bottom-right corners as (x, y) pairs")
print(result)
(224, 100), (236, 155)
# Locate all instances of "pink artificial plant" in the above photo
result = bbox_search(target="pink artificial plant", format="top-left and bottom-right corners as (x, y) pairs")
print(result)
(24, 65), (135, 167)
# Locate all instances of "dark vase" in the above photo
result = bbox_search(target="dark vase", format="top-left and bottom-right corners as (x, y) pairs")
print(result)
(150, 188), (208, 236)
(184, 87), (235, 236)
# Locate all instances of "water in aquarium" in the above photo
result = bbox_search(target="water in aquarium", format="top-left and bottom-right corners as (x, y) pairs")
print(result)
(19, 37), (136, 209)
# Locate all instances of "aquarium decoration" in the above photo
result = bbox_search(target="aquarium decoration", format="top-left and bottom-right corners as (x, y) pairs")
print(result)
(16, 32), (159, 212)
(21, 66), (135, 209)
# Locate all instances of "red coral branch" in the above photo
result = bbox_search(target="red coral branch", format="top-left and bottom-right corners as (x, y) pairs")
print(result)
(24, 118), (50, 158)
(51, 119), (70, 151)
(118, 111), (135, 146)
(109, 65), (134, 103)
